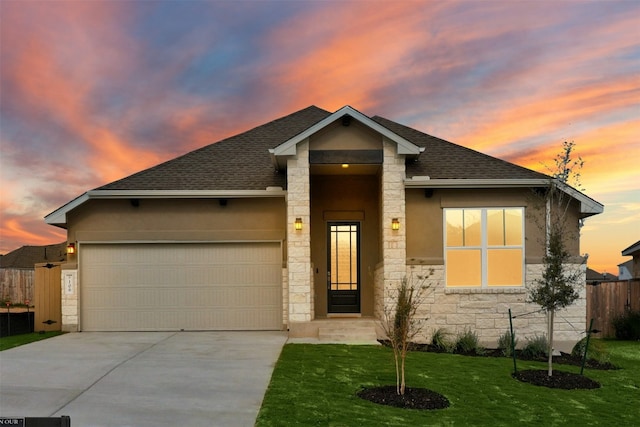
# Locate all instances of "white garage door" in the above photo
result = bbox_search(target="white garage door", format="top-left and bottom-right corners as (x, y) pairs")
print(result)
(80, 243), (282, 331)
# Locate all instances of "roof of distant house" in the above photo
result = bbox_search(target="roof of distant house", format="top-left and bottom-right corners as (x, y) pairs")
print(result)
(586, 268), (618, 282)
(622, 240), (640, 256)
(0, 243), (67, 269)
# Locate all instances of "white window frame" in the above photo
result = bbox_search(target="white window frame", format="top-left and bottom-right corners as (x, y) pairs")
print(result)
(444, 207), (525, 288)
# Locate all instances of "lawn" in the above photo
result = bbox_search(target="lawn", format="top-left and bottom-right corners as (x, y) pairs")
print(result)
(256, 340), (640, 426)
(0, 331), (64, 351)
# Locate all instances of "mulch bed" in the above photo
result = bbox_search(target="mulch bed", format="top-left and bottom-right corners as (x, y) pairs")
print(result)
(512, 369), (601, 389)
(357, 385), (450, 410)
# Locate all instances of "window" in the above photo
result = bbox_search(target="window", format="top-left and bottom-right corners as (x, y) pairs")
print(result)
(445, 208), (524, 287)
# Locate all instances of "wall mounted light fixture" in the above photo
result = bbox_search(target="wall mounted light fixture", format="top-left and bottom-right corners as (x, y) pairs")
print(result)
(295, 218), (303, 231)
(391, 218), (400, 230)
(66, 243), (76, 254)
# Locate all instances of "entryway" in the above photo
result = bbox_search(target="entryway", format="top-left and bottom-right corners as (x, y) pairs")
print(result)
(327, 222), (360, 313)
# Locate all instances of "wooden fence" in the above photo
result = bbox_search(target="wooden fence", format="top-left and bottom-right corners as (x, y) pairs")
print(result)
(586, 279), (640, 338)
(0, 268), (34, 304)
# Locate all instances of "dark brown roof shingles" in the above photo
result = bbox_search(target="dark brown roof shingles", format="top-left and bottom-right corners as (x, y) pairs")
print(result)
(97, 105), (547, 192)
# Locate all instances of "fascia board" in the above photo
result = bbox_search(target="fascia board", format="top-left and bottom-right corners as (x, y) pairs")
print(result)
(86, 189), (287, 198)
(271, 105), (422, 158)
(622, 242), (640, 256)
(44, 188), (287, 227)
(44, 193), (90, 226)
(405, 178), (604, 216)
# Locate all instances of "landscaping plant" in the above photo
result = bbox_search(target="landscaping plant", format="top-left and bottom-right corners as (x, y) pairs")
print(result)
(498, 330), (518, 357)
(612, 309), (640, 340)
(528, 141), (586, 376)
(380, 274), (431, 395)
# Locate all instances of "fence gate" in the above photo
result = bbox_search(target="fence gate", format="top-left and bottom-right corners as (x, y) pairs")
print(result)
(34, 262), (62, 332)
(587, 279), (640, 338)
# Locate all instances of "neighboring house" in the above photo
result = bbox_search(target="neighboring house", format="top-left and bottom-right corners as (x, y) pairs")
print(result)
(586, 268), (617, 284)
(621, 240), (640, 279)
(618, 260), (633, 280)
(0, 242), (67, 304)
(45, 105), (603, 345)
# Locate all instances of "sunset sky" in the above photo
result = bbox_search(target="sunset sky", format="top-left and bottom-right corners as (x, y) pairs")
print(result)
(1, 0), (638, 275)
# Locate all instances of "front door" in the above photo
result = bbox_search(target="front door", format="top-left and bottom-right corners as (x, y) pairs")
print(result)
(327, 222), (360, 313)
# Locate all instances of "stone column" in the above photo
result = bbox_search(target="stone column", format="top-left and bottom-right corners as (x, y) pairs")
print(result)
(286, 140), (313, 323)
(381, 139), (407, 313)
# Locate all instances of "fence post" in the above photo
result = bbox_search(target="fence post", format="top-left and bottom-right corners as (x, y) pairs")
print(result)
(509, 308), (517, 374)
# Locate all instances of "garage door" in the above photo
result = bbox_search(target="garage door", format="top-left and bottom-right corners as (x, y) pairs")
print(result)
(80, 243), (282, 331)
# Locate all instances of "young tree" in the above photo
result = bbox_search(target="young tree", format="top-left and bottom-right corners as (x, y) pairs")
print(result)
(529, 141), (586, 377)
(380, 273), (431, 395)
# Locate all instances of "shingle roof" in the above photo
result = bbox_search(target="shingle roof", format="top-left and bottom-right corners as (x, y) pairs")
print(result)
(0, 243), (67, 268)
(96, 105), (547, 192)
(371, 116), (548, 180)
(98, 106), (331, 191)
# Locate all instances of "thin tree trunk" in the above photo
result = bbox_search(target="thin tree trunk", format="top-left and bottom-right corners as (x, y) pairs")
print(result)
(548, 309), (554, 377)
(400, 350), (406, 395)
(394, 350), (400, 395)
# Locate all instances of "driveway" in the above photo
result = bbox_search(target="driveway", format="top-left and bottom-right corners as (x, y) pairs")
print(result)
(0, 331), (287, 426)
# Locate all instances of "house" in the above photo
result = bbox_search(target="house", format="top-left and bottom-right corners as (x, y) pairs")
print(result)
(0, 242), (67, 305)
(45, 105), (603, 345)
(621, 240), (640, 279)
(618, 260), (633, 280)
(586, 268), (618, 284)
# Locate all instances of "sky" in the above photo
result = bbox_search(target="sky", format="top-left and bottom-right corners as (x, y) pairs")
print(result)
(0, 0), (638, 275)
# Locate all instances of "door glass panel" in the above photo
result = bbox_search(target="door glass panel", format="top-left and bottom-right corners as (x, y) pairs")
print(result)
(330, 224), (358, 291)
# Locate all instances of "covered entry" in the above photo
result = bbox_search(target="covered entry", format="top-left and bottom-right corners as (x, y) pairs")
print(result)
(80, 242), (282, 331)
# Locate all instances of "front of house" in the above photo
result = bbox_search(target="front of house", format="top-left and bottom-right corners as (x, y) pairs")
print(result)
(46, 105), (603, 345)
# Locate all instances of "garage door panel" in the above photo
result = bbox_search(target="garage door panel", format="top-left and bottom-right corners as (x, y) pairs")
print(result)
(81, 243), (282, 331)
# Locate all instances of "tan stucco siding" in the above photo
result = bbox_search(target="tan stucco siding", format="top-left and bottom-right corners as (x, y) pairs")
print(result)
(405, 188), (584, 264)
(66, 198), (286, 244)
(309, 120), (382, 151)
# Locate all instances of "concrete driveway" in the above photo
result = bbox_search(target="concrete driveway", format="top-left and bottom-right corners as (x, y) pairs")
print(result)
(0, 331), (287, 426)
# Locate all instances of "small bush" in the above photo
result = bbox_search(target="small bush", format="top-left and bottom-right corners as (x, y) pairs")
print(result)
(521, 334), (548, 359)
(454, 328), (485, 355)
(430, 328), (453, 352)
(497, 330), (518, 357)
(612, 310), (640, 340)
(571, 337), (610, 363)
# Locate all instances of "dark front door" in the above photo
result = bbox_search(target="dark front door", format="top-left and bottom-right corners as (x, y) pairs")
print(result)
(327, 222), (360, 313)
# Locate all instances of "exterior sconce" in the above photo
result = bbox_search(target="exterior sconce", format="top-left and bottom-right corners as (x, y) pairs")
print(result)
(294, 218), (303, 231)
(66, 243), (76, 254)
(391, 218), (400, 230)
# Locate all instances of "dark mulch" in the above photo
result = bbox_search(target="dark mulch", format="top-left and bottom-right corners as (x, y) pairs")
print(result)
(357, 386), (450, 410)
(512, 369), (601, 389)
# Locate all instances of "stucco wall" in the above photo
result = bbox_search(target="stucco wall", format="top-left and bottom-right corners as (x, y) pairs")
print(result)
(67, 198), (287, 243)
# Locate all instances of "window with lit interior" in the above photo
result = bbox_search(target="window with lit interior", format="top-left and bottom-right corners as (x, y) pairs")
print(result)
(445, 208), (524, 287)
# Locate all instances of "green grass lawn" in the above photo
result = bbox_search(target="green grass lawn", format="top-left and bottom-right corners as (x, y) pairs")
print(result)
(257, 340), (640, 426)
(0, 331), (64, 351)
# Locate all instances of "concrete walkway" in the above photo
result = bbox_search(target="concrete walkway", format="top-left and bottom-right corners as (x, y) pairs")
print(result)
(0, 331), (287, 427)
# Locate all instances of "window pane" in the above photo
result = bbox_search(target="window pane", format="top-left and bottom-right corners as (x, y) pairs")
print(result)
(446, 249), (481, 286)
(464, 210), (481, 246)
(487, 209), (505, 246)
(504, 209), (523, 245)
(446, 210), (464, 247)
(488, 249), (523, 286)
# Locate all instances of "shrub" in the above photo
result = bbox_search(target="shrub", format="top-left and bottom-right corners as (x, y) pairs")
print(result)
(430, 328), (453, 353)
(497, 330), (518, 357)
(571, 337), (610, 363)
(612, 310), (640, 340)
(521, 334), (548, 359)
(454, 328), (485, 355)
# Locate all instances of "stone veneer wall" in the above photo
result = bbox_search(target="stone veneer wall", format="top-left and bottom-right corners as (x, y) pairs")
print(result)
(380, 139), (407, 315)
(286, 140), (313, 323)
(406, 264), (587, 346)
(60, 267), (78, 331)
